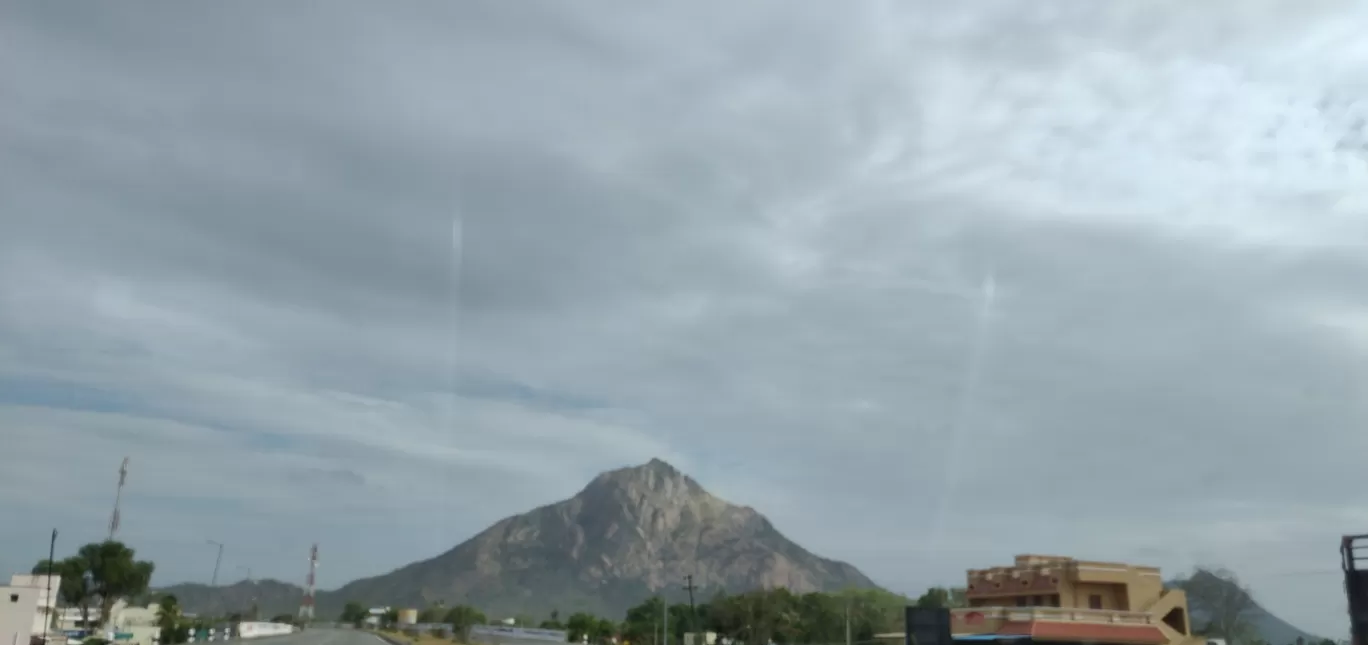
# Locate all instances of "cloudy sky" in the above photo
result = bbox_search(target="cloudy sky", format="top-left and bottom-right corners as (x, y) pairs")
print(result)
(4, 0), (1368, 637)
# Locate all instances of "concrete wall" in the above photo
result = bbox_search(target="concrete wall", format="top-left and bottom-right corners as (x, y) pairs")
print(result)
(0, 586), (40, 645)
(468, 625), (569, 645)
(1069, 582), (1124, 610)
(238, 622), (297, 640)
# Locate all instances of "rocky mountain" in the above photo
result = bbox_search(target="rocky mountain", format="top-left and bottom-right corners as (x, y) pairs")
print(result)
(161, 459), (877, 619)
(322, 458), (877, 618)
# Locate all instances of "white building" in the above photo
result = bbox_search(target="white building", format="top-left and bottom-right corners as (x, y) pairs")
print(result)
(111, 603), (160, 645)
(0, 585), (41, 645)
(54, 607), (96, 633)
(9, 574), (60, 637)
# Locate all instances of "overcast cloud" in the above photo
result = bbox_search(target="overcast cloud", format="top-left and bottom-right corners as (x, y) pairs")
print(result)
(3, 0), (1368, 637)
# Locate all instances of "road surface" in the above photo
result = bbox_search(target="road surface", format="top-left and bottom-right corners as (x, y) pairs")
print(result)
(262, 629), (391, 645)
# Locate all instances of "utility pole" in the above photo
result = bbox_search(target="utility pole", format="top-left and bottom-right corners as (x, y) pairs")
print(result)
(44, 529), (56, 645)
(684, 575), (697, 641)
(662, 597), (669, 645)
(207, 540), (224, 586)
(109, 458), (129, 541)
(845, 596), (852, 645)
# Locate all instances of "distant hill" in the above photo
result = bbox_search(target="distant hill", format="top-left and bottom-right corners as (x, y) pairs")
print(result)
(164, 459), (879, 619)
(1174, 569), (1325, 645)
(154, 579), (303, 619)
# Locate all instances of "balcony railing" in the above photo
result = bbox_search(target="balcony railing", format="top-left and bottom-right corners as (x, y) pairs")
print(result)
(952, 607), (1158, 627)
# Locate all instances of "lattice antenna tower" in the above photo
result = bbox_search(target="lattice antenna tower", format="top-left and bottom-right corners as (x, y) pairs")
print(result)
(298, 544), (318, 621)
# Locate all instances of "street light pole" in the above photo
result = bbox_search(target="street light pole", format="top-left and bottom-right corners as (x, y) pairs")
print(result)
(44, 529), (56, 645)
(845, 596), (852, 645)
(206, 540), (224, 587)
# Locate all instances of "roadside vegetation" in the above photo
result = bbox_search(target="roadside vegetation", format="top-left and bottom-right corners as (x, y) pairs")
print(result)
(343, 586), (955, 645)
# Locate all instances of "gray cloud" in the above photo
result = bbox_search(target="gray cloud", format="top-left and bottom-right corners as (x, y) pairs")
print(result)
(3, 0), (1367, 637)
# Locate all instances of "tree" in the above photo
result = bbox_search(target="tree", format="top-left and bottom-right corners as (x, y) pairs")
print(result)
(340, 602), (368, 627)
(443, 605), (486, 641)
(596, 618), (616, 643)
(562, 612), (615, 644)
(541, 609), (564, 630)
(418, 604), (445, 624)
(1179, 567), (1257, 645)
(916, 588), (950, 609)
(78, 541), (155, 628)
(33, 557), (94, 630)
(669, 604), (696, 642)
(156, 595), (188, 645)
(622, 596), (665, 645)
(566, 612), (597, 643)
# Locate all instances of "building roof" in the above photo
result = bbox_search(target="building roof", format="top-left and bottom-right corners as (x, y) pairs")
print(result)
(995, 621), (1167, 644)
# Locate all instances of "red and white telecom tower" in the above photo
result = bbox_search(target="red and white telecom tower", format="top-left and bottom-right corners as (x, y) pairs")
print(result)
(298, 544), (318, 621)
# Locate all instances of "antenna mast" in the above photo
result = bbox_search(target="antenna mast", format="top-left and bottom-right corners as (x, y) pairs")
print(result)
(298, 544), (318, 622)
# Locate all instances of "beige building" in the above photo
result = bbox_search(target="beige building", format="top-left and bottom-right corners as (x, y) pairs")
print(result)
(111, 602), (161, 645)
(949, 555), (1202, 645)
(10, 574), (60, 637)
(0, 585), (41, 645)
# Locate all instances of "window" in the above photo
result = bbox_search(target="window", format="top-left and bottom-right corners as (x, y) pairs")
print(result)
(1089, 595), (1103, 609)
(1016, 596), (1028, 607)
(9, 594), (17, 602)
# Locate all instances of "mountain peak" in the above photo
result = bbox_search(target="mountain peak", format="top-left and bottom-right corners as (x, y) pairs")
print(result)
(584, 458), (700, 497)
(645, 456), (675, 471)
(302, 459), (878, 620)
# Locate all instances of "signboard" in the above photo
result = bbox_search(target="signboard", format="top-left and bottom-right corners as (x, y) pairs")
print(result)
(113, 633), (135, 641)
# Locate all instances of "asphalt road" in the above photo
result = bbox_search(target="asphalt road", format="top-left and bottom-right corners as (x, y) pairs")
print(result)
(262, 629), (389, 645)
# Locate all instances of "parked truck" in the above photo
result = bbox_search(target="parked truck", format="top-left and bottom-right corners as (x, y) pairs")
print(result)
(1342, 535), (1368, 645)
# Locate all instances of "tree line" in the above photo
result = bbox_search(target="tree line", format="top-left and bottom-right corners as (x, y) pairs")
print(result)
(349, 586), (959, 645)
